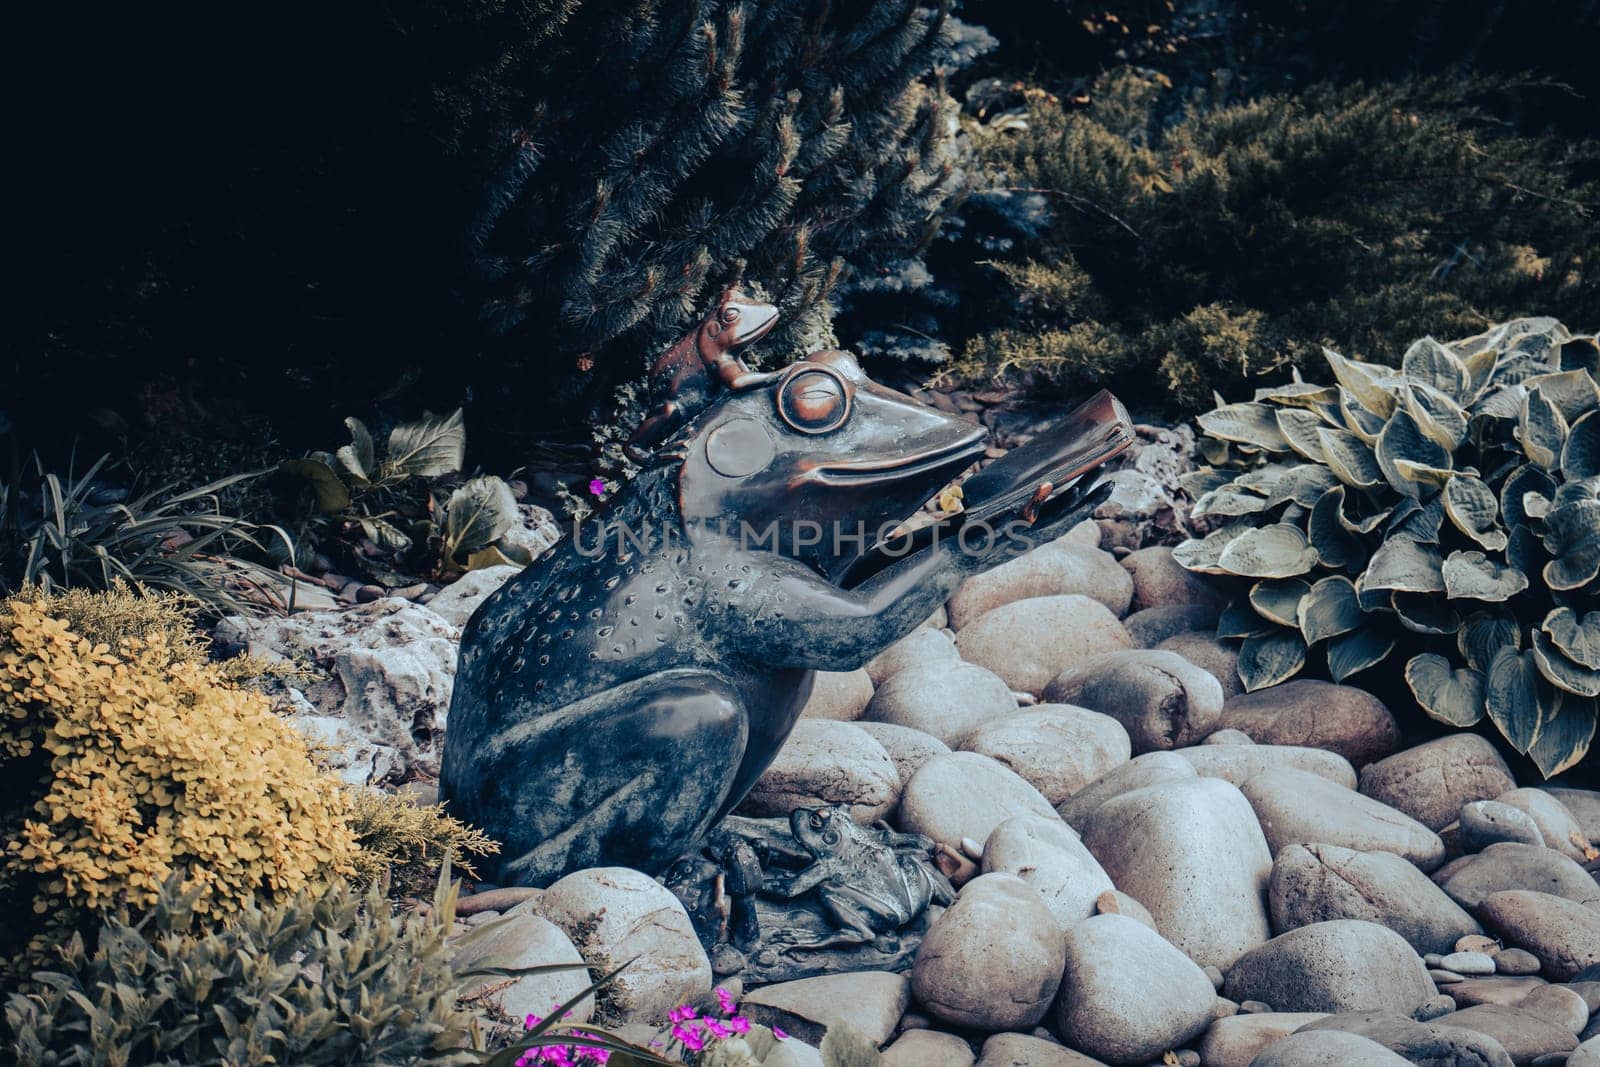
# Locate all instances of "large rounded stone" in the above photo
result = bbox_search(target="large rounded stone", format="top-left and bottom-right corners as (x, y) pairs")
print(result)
(1440, 843), (1600, 911)
(948, 540), (1133, 627)
(1294, 1011), (1515, 1067)
(1177, 744), (1357, 790)
(863, 662), (1017, 747)
(450, 912), (595, 1024)
(1042, 649), (1223, 752)
(1122, 604), (1220, 648)
(865, 627), (961, 687)
(739, 971), (908, 1048)
(881, 1029), (975, 1067)
(1494, 788), (1596, 863)
(975, 1032), (1109, 1066)
(1269, 843), (1483, 955)
(1545, 787), (1600, 844)
(740, 721), (900, 823)
(911, 873), (1065, 1031)
(899, 751), (1060, 852)
(955, 595), (1133, 694)
(1122, 545), (1226, 613)
(538, 867), (712, 1023)
(1223, 920), (1435, 1017)
(1157, 631), (1244, 697)
(1053, 914), (1217, 1064)
(1219, 680), (1400, 768)
(1199, 1014), (1332, 1067)
(1249, 1030), (1412, 1064)
(1080, 776), (1273, 969)
(1057, 750), (1197, 829)
(1241, 767), (1446, 870)
(962, 705), (1130, 805)
(1357, 734), (1517, 832)
(1461, 801), (1546, 851)
(982, 813), (1115, 932)
(1430, 1004), (1579, 1064)
(798, 669), (874, 722)
(1479, 891), (1600, 981)
(854, 722), (951, 786)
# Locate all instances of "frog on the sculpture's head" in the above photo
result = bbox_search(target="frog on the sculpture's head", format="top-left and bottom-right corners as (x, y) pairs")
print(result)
(441, 347), (1124, 888)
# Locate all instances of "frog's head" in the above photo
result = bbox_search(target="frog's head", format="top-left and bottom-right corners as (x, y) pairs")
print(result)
(790, 805), (855, 857)
(697, 286), (779, 361)
(676, 349), (987, 580)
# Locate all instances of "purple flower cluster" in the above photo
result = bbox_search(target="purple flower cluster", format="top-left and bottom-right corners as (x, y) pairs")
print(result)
(514, 1009), (611, 1067)
(514, 988), (787, 1066)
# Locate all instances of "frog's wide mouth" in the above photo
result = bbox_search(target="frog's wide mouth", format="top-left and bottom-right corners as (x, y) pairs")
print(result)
(808, 425), (987, 485)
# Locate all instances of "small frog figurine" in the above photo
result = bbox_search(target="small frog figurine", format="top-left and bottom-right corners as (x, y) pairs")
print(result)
(766, 806), (955, 952)
(624, 285), (780, 462)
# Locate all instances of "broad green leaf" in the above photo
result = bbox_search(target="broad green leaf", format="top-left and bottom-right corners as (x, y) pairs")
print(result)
(1259, 380), (1341, 408)
(1443, 474), (1507, 551)
(1172, 523), (1254, 575)
(1507, 523), (1545, 577)
(1377, 407), (1452, 498)
(1522, 369), (1600, 422)
(1359, 537), (1444, 594)
(1527, 694), (1597, 778)
(1391, 591), (1460, 635)
(1230, 463), (1298, 495)
(1542, 499), (1600, 590)
(1559, 336), (1600, 376)
(1500, 464), (1557, 528)
(1308, 488), (1364, 570)
(1562, 410), (1600, 481)
(279, 457), (352, 514)
(1461, 345), (1500, 399)
(1327, 627), (1396, 681)
(385, 408), (467, 478)
(1219, 598), (1278, 639)
(1516, 386), (1567, 469)
(1441, 550), (1530, 602)
(1276, 408), (1330, 462)
(1250, 578), (1311, 627)
(1486, 647), (1551, 754)
(359, 517), (413, 553)
(444, 475), (520, 560)
(1239, 630), (1307, 691)
(1542, 606), (1600, 670)
(1317, 427), (1384, 488)
(1458, 610), (1521, 672)
(465, 543), (522, 571)
(337, 417), (375, 484)
(1533, 629), (1600, 697)
(1217, 524), (1321, 579)
(1192, 484), (1269, 521)
(1265, 465), (1339, 510)
(1179, 468), (1233, 500)
(1197, 402), (1291, 452)
(1401, 336), (1471, 401)
(1299, 575), (1363, 644)
(1403, 382), (1469, 449)
(1200, 436), (1234, 466)
(1323, 347), (1398, 417)
(1405, 653), (1485, 727)
(1391, 459), (1455, 489)
(1339, 389), (1387, 443)
(1386, 494), (1446, 544)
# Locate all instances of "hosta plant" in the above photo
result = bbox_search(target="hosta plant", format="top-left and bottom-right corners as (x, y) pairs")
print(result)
(1174, 317), (1600, 777)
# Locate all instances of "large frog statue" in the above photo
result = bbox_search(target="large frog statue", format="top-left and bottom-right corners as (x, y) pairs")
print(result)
(440, 348), (1121, 887)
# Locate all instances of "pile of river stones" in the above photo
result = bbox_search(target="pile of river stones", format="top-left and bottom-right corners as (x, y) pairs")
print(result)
(447, 522), (1600, 1067)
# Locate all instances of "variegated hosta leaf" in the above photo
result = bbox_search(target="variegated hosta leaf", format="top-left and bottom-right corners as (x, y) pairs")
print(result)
(1265, 465), (1339, 510)
(1317, 427), (1384, 488)
(1441, 550), (1530, 602)
(1250, 578), (1311, 627)
(1340, 390), (1387, 443)
(1500, 464), (1557, 528)
(1308, 489), (1364, 570)
(1358, 537), (1444, 595)
(1531, 630), (1600, 697)
(1543, 607), (1600, 670)
(1460, 344), (1500, 400)
(1403, 382), (1469, 450)
(1516, 386), (1568, 470)
(1390, 460), (1455, 490)
(1563, 410), (1600, 481)
(1276, 408), (1330, 462)
(1323, 347), (1398, 418)
(1219, 598), (1279, 640)
(1443, 474), (1507, 551)
(1458, 610), (1521, 673)
(1527, 694), (1597, 778)
(1560, 336), (1600, 376)
(1377, 407), (1452, 499)
(1216, 524), (1321, 579)
(1327, 626), (1396, 682)
(1193, 484), (1270, 521)
(1172, 523), (1254, 575)
(1230, 463), (1298, 494)
(1239, 629), (1307, 692)
(1196, 403), (1291, 452)
(1257, 379), (1342, 408)
(1486, 647), (1553, 754)
(1300, 575), (1363, 645)
(1179, 468), (1233, 500)
(1200, 436), (1235, 466)
(1401, 337), (1471, 399)
(1474, 383), (1526, 422)
(1385, 494), (1446, 545)
(1542, 499), (1600, 590)
(1405, 653), (1485, 727)
(1522, 369), (1600, 423)
(1507, 524), (1545, 577)
(1391, 591), (1460, 636)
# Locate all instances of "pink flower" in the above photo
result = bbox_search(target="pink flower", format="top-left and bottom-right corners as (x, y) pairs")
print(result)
(715, 987), (738, 1015)
(671, 1024), (706, 1053)
(668, 1003), (699, 1024)
(703, 1019), (732, 1041)
(727, 1015), (751, 1035)
(773, 1026), (790, 1041)
(588, 478), (606, 498)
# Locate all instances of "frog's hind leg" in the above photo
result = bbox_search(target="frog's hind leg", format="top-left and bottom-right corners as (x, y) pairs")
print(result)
(784, 887), (882, 953)
(481, 670), (750, 887)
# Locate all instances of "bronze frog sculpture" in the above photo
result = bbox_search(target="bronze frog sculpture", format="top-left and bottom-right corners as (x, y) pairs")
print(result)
(440, 341), (1130, 888)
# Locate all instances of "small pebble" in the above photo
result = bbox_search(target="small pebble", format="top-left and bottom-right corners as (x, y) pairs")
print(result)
(461, 910), (501, 926)
(1495, 947), (1542, 976)
(1029, 1027), (1060, 1043)
(1416, 993), (1456, 1020)
(1204, 965), (1225, 990)
(1239, 1000), (1272, 1014)
(959, 837), (984, 861)
(1430, 969), (1465, 984)
(1203, 729), (1256, 746)
(1173, 1051), (1201, 1066)
(1425, 953), (1445, 968)
(1529, 1053), (1569, 1067)
(1439, 951), (1497, 976)
(1456, 934), (1501, 954)
(1213, 997), (1240, 1018)
(899, 1012), (931, 1031)
(1518, 985), (1590, 1033)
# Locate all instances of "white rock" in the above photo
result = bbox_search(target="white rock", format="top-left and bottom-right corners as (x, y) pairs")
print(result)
(900, 752), (1061, 852)
(862, 662), (1017, 747)
(738, 971), (908, 1048)
(1248, 1030), (1411, 1065)
(798, 669), (875, 722)
(955, 595), (1133, 694)
(423, 565), (521, 627)
(961, 705), (1130, 806)
(882, 1029), (975, 1067)
(537, 867), (711, 1023)
(739, 721), (900, 823)
(1223, 920), (1435, 1017)
(1241, 767), (1446, 871)
(1043, 649), (1223, 752)
(1121, 545), (1226, 613)
(854, 722), (952, 787)
(450, 912), (594, 1025)
(982, 813), (1115, 932)
(976, 1032), (1107, 1066)
(1176, 744), (1358, 790)
(1495, 787), (1596, 863)
(865, 628), (961, 686)
(947, 540), (1132, 626)
(1199, 1013), (1331, 1067)
(1057, 750), (1197, 829)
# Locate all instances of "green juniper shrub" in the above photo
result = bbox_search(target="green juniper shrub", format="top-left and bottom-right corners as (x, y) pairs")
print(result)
(1174, 318), (1600, 777)
(946, 68), (1600, 412)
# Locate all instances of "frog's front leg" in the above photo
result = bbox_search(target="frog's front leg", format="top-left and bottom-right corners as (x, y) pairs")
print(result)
(763, 863), (831, 899)
(784, 885), (885, 953)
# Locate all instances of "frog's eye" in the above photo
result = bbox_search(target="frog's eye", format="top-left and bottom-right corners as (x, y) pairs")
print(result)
(822, 830), (840, 845)
(777, 365), (852, 435)
(722, 306), (741, 324)
(809, 812), (825, 831)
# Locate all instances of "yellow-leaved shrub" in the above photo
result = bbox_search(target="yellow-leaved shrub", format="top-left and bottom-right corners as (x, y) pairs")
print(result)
(0, 595), (358, 969)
